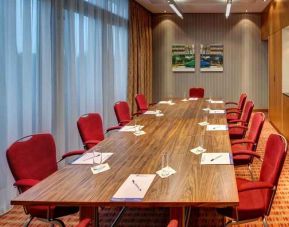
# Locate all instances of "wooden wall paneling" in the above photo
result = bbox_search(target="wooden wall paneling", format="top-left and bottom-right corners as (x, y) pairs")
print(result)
(282, 94), (289, 140)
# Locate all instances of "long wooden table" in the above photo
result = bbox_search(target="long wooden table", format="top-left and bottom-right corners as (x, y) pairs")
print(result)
(11, 99), (239, 226)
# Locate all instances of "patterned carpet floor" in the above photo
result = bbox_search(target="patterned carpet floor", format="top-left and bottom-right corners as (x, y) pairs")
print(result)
(0, 120), (289, 226)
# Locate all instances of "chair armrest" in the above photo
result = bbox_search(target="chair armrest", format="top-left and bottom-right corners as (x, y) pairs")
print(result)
(225, 101), (238, 105)
(84, 140), (101, 146)
(226, 110), (241, 114)
(232, 150), (261, 159)
(228, 119), (246, 124)
(228, 125), (248, 130)
(14, 179), (40, 188)
(76, 218), (91, 227)
(238, 181), (274, 192)
(226, 107), (240, 112)
(61, 150), (85, 160)
(106, 126), (122, 133)
(167, 220), (178, 227)
(231, 139), (255, 145)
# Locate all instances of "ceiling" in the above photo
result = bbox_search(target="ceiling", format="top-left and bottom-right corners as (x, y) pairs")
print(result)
(135, 0), (271, 14)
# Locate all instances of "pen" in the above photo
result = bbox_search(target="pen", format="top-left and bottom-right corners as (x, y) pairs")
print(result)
(210, 155), (222, 162)
(132, 179), (142, 191)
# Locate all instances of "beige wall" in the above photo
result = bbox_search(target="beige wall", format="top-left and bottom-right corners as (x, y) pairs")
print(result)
(152, 14), (268, 108)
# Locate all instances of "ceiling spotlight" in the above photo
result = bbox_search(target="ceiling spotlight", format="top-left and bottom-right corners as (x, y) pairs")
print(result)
(168, 0), (183, 19)
(225, 0), (232, 19)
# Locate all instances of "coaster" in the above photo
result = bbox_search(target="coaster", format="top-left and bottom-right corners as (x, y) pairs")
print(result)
(198, 121), (209, 126)
(156, 166), (176, 178)
(133, 131), (146, 136)
(190, 146), (207, 155)
(91, 163), (110, 174)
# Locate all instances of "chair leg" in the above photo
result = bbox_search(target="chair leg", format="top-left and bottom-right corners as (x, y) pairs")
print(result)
(248, 164), (254, 180)
(224, 219), (233, 227)
(49, 219), (65, 227)
(262, 216), (269, 227)
(111, 207), (126, 227)
(24, 216), (34, 227)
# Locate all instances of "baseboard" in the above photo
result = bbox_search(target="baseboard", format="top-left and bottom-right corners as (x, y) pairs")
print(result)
(254, 109), (268, 113)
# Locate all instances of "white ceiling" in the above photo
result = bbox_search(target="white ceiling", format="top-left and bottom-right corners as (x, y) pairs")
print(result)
(135, 0), (271, 14)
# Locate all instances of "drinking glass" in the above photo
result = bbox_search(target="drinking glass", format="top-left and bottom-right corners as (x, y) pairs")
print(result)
(161, 153), (170, 176)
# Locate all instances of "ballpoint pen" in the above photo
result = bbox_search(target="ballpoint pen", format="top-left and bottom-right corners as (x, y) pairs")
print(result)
(210, 155), (222, 162)
(132, 179), (142, 191)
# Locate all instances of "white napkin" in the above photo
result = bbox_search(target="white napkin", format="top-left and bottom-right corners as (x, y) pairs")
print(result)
(156, 166), (176, 178)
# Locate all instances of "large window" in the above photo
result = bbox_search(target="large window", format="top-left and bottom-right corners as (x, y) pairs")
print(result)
(0, 0), (128, 214)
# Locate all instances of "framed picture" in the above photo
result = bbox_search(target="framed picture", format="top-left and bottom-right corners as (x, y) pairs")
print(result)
(200, 44), (223, 72)
(172, 44), (195, 72)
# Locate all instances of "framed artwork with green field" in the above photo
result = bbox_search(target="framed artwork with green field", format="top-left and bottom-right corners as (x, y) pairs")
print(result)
(172, 44), (195, 72)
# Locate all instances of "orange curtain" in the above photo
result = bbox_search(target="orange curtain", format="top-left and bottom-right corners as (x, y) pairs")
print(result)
(128, 0), (152, 113)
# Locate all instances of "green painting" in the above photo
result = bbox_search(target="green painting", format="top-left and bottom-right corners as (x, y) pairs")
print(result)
(172, 44), (195, 72)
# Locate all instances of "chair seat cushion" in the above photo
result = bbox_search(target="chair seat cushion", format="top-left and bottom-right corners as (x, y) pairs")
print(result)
(231, 144), (252, 166)
(226, 113), (239, 121)
(217, 178), (266, 221)
(229, 127), (245, 140)
(26, 205), (79, 219)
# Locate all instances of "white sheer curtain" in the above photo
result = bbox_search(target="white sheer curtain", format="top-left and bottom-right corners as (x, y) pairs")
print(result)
(0, 0), (128, 214)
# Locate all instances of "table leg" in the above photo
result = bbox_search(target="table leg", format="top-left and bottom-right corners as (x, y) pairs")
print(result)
(170, 207), (186, 227)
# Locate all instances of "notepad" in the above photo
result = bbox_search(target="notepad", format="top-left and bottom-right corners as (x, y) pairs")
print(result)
(209, 109), (225, 114)
(200, 153), (233, 165)
(119, 125), (144, 132)
(156, 166), (176, 178)
(190, 146), (207, 155)
(72, 152), (113, 165)
(198, 121), (209, 126)
(111, 174), (156, 201)
(159, 101), (175, 105)
(210, 100), (224, 104)
(206, 125), (228, 131)
(144, 111), (157, 115)
(181, 98), (188, 102)
(188, 97), (198, 101)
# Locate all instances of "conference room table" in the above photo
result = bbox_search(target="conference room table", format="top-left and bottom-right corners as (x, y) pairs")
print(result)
(11, 98), (239, 227)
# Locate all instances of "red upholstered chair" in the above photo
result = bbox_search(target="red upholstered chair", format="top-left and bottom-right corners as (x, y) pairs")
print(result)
(167, 219), (178, 227)
(114, 101), (140, 127)
(228, 101), (254, 140)
(218, 134), (288, 226)
(135, 94), (156, 114)
(189, 87), (205, 98)
(231, 112), (265, 178)
(226, 93), (247, 121)
(77, 113), (121, 150)
(6, 134), (81, 227)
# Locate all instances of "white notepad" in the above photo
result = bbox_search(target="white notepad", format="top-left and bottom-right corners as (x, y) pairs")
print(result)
(188, 97), (198, 101)
(206, 125), (228, 131)
(210, 100), (224, 104)
(119, 125), (144, 132)
(201, 153), (233, 165)
(111, 174), (156, 201)
(144, 111), (157, 115)
(72, 152), (113, 165)
(209, 109), (225, 114)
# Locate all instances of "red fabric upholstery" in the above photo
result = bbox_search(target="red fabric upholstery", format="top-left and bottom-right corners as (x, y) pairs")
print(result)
(231, 112), (265, 165)
(114, 101), (132, 126)
(218, 134), (288, 222)
(167, 219), (178, 227)
(135, 94), (149, 113)
(62, 150), (85, 160)
(77, 113), (105, 149)
(189, 87), (204, 98)
(6, 133), (79, 221)
(228, 101), (254, 139)
(76, 218), (91, 227)
(226, 93), (247, 121)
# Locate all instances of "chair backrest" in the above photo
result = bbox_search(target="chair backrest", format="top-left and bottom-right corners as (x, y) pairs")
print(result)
(6, 133), (58, 192)
(259, 134), (288, 215)
(238, 93), (247, 111)
(240, 100), (254, 126)
(189, 87), (205, 98)
(135, 94), (148, 113)
(246, 112), (265, 150)
(114, 101), (131, 126)
(77, 113), (105, 148)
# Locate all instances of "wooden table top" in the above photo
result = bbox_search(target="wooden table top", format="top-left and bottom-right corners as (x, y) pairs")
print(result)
(11, 99), (239, 208)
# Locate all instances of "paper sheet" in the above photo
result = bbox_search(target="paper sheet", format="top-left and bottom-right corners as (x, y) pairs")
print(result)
(133, 131), (146, 136)
(206, 125), (228, 131)
(119, 125), (144, 132)
(91, 163), (110, 174)
(190, 146), (207, 155)
(188, 97), (198, 101)
(159, 101), (175, 105)
(111, 174), (156, 201)
(181, 98), (188, 102)
(209, 109), (225, 114)
(156, 166), (176, 178)
(203, 108), (211, 111)
(72, 152), (113, 165)
(144, 111), (157, 115)
(200, 153), (233, 165)
(210, 100), (224, 104)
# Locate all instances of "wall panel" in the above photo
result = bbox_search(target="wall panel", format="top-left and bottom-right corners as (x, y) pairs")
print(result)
(152, 14), (268, 109)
